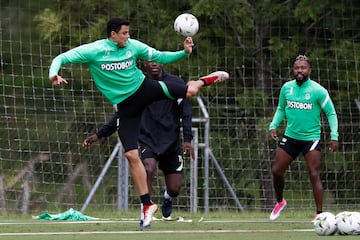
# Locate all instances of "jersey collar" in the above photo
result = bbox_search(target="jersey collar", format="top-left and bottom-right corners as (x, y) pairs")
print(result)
(106, 38), (120, 49)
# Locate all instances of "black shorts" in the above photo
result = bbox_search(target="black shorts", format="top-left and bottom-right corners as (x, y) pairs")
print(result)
(139, 144), (183, 175)
(278, 135), (321, 159)
(116, 79), (187, 152)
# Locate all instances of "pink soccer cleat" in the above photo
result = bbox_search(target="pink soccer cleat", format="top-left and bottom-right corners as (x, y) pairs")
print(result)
(270, 198), (287, 221)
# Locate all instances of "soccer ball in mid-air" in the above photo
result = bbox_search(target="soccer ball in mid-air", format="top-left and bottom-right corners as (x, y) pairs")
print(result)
(336, 211), (360, 235)
(174, 13), (199, 37)
(313, 212), (337, 236)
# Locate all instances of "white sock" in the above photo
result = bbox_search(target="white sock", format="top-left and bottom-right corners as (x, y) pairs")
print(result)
(164, 189), (171, 199)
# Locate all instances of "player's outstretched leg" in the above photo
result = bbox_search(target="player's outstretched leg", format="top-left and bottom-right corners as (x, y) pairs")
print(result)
(200, 71), (229, 86)
(186, 71), (229, 98)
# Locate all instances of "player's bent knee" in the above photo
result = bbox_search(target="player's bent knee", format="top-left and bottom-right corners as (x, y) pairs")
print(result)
(124, 150), (139, 161)
(308, 169), (320, 179)
(272, 168), (285, 178)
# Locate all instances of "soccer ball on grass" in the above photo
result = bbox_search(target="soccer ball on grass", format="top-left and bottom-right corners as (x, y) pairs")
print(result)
(313, 212), (337, 236)
(336, 211), (360, 235)
(174, 13), (199, 37)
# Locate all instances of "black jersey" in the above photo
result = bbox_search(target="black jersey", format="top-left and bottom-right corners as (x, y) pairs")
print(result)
(139, 72), (192, 154)
(96, 72), (193, 154)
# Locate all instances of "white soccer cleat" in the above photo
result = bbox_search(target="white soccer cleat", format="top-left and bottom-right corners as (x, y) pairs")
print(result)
(161, 216), (172, 221)
(200, 71), (229, 86)
(142, 201), (158, 229)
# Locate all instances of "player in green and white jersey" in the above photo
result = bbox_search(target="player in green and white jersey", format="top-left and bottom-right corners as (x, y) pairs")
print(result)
(268, 55), (339, 221)
(49, 18), (229, 229)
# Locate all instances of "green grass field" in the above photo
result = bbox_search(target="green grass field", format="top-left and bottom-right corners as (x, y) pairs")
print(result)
(0, 210), (358, 240)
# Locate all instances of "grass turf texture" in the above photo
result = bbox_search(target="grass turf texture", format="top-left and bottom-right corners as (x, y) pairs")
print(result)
(0, 211), (359, 239)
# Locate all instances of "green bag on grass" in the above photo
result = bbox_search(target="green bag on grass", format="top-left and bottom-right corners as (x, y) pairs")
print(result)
(34, 208), (96, 221)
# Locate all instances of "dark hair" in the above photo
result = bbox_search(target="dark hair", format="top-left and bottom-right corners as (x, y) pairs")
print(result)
(107, 18), (130, 37)
(295, 54), (311, 66)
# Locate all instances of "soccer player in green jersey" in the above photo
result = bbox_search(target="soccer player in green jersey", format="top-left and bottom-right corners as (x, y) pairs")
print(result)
(49, 18), (228, 229)
(82, 61), (195, 226)
(268, 55), (339, 221)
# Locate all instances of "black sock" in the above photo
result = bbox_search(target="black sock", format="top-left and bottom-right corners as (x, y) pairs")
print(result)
(140, 194), (151, 205)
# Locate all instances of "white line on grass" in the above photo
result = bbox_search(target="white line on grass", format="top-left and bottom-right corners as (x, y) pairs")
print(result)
(0, 229), (314, 236)
(0, 219), (310, 225)
(0, 220), (134, 225)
